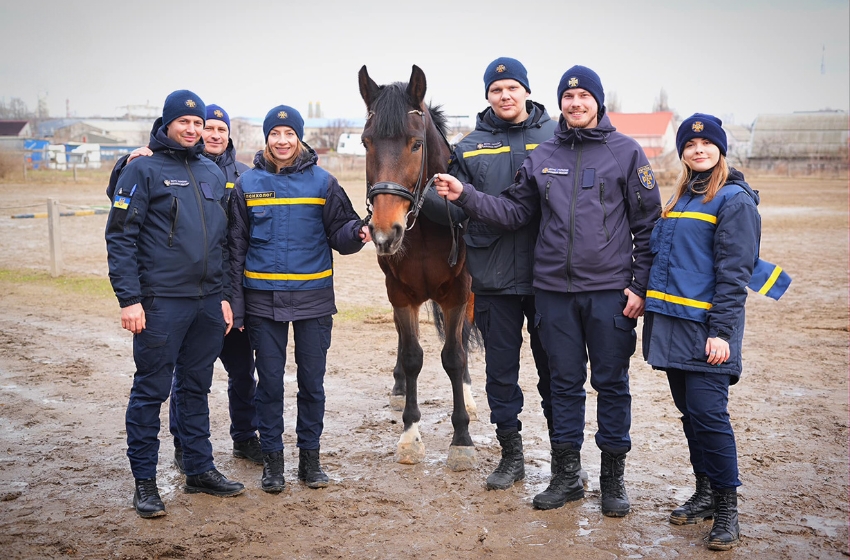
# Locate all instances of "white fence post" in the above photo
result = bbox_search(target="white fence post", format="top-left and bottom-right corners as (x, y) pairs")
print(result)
(47, 198), (63, 277)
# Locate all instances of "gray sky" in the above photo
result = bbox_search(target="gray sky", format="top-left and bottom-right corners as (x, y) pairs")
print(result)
(1, 0), (848, 126)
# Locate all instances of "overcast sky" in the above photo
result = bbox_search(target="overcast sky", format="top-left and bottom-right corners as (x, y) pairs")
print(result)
(1, 0), (847, 126)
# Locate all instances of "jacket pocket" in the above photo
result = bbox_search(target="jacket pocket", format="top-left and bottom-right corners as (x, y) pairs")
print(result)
(249, 207), (272, 243)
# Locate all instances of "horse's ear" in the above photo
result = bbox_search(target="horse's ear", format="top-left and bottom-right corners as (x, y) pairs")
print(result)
(406, 65), (427, 107)
(359, 65), (381, 109)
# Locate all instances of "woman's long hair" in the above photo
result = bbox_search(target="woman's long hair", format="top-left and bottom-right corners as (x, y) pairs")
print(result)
(662, 154), (730, 218)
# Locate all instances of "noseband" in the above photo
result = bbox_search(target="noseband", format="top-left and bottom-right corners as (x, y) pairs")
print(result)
(365, 110), (437, 231)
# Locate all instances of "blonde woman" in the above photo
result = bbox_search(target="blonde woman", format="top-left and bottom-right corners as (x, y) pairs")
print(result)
(642, 113), (790, 550)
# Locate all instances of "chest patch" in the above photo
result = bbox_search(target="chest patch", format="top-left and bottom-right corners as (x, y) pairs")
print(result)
(542, 168), (570, 175)
(164, 179), (190, 187)
(244, 191), (276, 200)
(476, 141), (503, 149)
(637, 165), (656, 190)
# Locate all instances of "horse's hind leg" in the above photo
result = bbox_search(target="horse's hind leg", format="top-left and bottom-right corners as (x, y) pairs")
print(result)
(461, 313), (478, 421)
(442, 304), (476, 471)
(393, 305), (426, 465)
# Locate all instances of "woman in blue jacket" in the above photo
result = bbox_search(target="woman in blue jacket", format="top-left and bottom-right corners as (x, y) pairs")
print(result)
(228, 105), (370, 493)
(643, 114), (790, 551)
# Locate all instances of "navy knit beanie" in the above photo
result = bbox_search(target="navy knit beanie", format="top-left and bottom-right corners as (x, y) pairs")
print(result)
(263, 105), (304, 142)
(557, 65), (605, 110)
(676, 113), (727, 157)
(483, 57), (530, 98)
(205, 104), (231, 132)
(162, 89), (205, 127)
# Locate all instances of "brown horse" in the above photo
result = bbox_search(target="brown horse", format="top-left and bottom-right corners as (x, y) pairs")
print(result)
(358, 64), (477, 471)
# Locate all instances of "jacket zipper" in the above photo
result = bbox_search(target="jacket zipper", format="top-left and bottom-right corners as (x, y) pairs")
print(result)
(541, 180), (552, 234)
(168, 197), (179, 247)
(566, 145), (583, 290)
(600, 181), (610, 241)
(184, 158), (208, 296)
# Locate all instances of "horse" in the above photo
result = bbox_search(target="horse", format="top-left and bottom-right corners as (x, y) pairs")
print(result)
(358, 64), (478, 471)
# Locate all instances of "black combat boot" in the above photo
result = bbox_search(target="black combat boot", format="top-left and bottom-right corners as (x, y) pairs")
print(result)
(185, 468), (245, 497)
(298, 448), (329, 489)
(707, 488), (740, 550)
(261, 451), (285, 493)
(670, 473), (715, 525)
(486, 430), (525, 490)
(233, 435), (263, 465)
(173, 445), (185, 474)
(600, 451), (630, 517)
(532, 443), (584, 510)
(133, 478), (166, 518)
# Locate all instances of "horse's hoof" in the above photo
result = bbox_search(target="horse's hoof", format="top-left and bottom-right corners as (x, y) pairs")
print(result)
(397, 440), (426, 464)
(389, 394), (405, 412)
(446, 445), (476, 471)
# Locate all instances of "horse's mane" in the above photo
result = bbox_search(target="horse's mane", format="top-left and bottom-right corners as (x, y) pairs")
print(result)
(369, 82), (449, 139)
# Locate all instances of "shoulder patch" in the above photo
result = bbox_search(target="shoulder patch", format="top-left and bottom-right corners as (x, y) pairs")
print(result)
(637, 165), (656, 190)
(244, 191), (275, 200)
(112, 195), (130, 210)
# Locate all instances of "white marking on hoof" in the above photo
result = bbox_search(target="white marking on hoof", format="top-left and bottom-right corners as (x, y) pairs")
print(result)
(447, 445), (476, 471)
(463, 383), (478, 422)
(397, 423), (425, 464)
(389, 393), (405, 412)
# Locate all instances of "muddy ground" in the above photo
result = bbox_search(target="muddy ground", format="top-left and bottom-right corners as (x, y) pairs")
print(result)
(0, 170), (847, 559)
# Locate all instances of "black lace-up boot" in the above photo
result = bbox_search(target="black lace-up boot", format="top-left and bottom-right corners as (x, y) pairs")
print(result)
(600, 451), (630, 517)
(185, 468), (245, 497)
(707, 488), (740, 550)
(233, 435), (263, 464)
(133, 478), (166, 518)
(486, 430), (525, 490)
(298, 448), (329, 489)
(532, 443), (584, 510)
(670, 473), (715, 525)
(261, 451), (285, 493)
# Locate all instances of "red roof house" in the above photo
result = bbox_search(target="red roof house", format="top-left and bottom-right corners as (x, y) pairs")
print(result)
(607, 112), (675, 160)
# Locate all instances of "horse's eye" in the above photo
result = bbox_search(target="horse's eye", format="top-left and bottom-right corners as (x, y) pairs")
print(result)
(412, 141), (423, 152)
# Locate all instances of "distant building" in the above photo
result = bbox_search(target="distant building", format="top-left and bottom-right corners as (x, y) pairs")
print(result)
(0, 120), (32, 138)
(44, 119), (151, 146)
(608, 111), (677, 169)
(748, 112), (848, 174)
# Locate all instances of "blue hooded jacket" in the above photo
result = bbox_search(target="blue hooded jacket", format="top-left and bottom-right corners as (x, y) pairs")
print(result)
(105, 118), (228, 306)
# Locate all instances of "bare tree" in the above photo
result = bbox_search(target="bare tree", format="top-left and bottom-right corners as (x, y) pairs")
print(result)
(607, 91), (621, 113)
(0, 97), (32, 119)
(315, 118), (351, 150)
(653, 88), (670, 112)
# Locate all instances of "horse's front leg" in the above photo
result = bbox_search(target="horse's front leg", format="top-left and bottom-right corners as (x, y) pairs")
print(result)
(441, 303), (477, 471)
(389, 340), (405, 411)
(393, 305), (425, 465)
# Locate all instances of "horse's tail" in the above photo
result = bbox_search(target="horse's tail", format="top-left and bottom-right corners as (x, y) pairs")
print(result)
(429, 300), (482, 352)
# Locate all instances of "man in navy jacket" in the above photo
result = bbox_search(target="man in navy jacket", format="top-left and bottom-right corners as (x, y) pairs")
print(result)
(106, 90), (245, 518)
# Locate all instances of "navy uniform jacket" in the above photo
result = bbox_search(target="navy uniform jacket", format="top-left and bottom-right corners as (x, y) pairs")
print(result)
(228, 146), (365, 328)
(105, 118), (228, 307)
(447, 101), (555, 295)
(642, 169), (791, 379)
(452, 113), (662, 297)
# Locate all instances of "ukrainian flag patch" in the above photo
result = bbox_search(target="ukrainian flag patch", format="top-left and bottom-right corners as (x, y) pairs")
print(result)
(113, 195), (130, 210)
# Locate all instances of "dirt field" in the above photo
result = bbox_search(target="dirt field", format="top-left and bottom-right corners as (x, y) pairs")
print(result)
(0, 169), (847, 559)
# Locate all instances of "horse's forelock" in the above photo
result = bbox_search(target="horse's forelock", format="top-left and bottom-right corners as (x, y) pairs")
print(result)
(368, 81), (448, 138)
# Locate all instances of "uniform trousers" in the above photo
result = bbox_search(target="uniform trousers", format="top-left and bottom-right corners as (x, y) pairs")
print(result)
(535, 289), (635, 454)
(666, 368), (741, 489)
(474, 293), (552, 432)
(246, 314), (332, 453)
(126, 295), (224, 479)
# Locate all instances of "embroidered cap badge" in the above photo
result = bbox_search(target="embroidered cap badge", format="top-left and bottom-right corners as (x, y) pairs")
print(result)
(692, 121), (704, 133)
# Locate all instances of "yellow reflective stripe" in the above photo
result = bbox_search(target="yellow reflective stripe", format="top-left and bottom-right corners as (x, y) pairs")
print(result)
(462, 143), (540, 159)
(244, 269), (333, 281)
(225, 182), (235, 189)
(757, 266), (783, 295)
(246, 197), (326, 207)
(463, 146), (510, 158)
(646, 290), (713, 310)
(667, 211), (717, 224)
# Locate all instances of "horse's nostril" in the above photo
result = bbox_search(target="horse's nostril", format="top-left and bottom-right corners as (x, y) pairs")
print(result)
(393, 223), (404, 238)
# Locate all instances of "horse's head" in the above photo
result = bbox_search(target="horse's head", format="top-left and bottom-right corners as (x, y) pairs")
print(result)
(359, 64), (442, 256)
